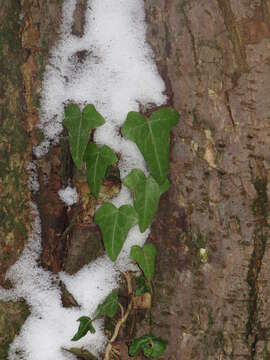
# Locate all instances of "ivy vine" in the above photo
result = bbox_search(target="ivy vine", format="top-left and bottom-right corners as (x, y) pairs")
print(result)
(63, 103), (179, 359)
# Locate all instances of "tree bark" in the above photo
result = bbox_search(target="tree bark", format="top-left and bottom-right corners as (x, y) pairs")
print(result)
(144, 1), (270, 359)
(1, 1), (270, 359)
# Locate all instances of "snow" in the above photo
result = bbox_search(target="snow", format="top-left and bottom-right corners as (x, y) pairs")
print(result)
(58, 186), (78, 206)
(27, 161), (39, 193)
(1, 1), (166, 359)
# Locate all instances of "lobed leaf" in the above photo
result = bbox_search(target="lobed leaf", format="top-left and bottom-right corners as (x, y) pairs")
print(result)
(72, 316), (96, 341)
(123, 169), (170, 232)
(85, 143), (118, 198)
(94, 289), (119, 319)
(64, 104), (105, 169)
(129, 335), (151, 356)
(129, 335), (167, 358)
(122, 108), (179, 184)
(94, 203), (138, 261)
(130, 244), (157, 281)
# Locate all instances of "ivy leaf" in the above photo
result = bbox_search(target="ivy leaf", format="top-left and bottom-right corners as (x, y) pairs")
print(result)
(135, 275), (151, 296)
(129, 335), (151, 356)
(94, 289), (119, 319)
(123, 168), (145, 189)
(123, 169), (170, 232)
(71, 316), (96, 341)
(85, 143), (118, 198)
(142, 336), (168, 358)
(130, 244), (157, 281)
(159, 178), (171, 195)
(64, 104), (105, 169)
(94, 203), (138, 261)
(122, 108), (179, 184)
(129, 335), (168, 358)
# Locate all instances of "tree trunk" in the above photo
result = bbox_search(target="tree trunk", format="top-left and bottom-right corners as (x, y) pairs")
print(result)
(1, 1), (270, 359)
(144, 1), (270, 359)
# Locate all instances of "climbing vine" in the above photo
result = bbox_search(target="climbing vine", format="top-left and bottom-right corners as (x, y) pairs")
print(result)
(64, 103), (179, 359)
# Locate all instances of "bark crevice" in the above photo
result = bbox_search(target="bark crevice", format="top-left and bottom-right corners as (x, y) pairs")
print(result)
(246, 173), (269, 359)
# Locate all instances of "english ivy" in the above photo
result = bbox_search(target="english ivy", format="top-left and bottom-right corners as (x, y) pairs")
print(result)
(124, 169), (170, 232)
(72, 316), (96, 341)
(94, 203), (138, 261)
(130, 243), (157, 281)
(94, 289), (119, 319)
(135, 275), (151, 296)
(84, 143), (118, 198)
(72, 290), (118, 342)
(122, 107), (179, 184)
(66, 103), (178, 359)
(64, 103), (105, 169)
(129, 335), (168, 358)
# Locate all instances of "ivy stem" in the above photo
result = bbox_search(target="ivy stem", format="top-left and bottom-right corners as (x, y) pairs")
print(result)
(118, 302), (124, 318)
(124, 271), (133, 295)
(104, 272), (133, 360)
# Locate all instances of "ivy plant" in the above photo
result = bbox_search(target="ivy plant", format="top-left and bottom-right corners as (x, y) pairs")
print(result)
(129, 335), (168, 358)
(72, 245), (167, 359)
(94, 203), (138, 261)
(84, 143), (118, 198)
(124, 169), (170, 232)
(64, 103), (105, 169)
(65, 103), (179, 359)
(130, 243), (157, 281)
(72, 316), (96, 341)
(93, 289), (119, 319)
(122, 107), (179, 184)
(135, 275), (151, 296)
(72, 289), (119, 342)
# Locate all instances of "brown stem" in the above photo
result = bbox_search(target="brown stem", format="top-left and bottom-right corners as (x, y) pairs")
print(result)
(104, 272), (133, 360)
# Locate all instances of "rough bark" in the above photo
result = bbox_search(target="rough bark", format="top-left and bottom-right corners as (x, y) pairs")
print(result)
(144, 1), (270, 359)
(0, 0), (31, 285)
(1, 1), (270, 360)
(0, 0), (63, 353)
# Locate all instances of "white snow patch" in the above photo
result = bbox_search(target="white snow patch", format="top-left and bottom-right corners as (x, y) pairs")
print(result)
(58, 186), (78, 206)
(3, 0), (167, 359)
(27, 161), (39, 193)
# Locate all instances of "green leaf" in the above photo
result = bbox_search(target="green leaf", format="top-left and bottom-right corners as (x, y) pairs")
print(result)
(129, 335), (151, 356)
(142, 337), (168, 358)
(159, 178), (171, 195)
(135, 275), (151, 296)
(123, 168), (145, 189)
(130, 244), (156, 281)
(123, 169), (170, 232)
(71, 316), (96, 341)
(129, 335), (167, 358)
(94, 289), (119, 319)
(122, 108), (179, 184)
(85, 143), (118, 198)
(94, 203), (138, 261)
(64, 104), (105, 169)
